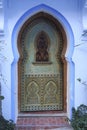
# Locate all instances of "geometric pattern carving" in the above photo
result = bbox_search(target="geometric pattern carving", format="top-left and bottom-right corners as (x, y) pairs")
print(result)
(26, 81), (39, 104)
(44, 81), (58, 104)
(19, 16), (64, 112)
(20, 74), (63, 111)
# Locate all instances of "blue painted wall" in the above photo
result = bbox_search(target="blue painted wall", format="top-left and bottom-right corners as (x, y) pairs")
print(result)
(1, 0), (87, 121)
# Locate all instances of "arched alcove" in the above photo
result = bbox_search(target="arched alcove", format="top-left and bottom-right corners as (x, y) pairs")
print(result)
(11, 4), (74, 122)
(18, 12), (67, 112)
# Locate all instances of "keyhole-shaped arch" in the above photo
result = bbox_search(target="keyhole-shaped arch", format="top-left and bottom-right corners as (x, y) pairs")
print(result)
(18, 12), (66, 112)
(11, 4), (74, 121)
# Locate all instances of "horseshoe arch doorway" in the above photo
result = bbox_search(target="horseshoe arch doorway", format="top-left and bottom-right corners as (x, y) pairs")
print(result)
(18, 12), (67, 113)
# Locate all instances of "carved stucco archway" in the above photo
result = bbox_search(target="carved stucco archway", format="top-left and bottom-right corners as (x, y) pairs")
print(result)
(11, 4), (74, 122)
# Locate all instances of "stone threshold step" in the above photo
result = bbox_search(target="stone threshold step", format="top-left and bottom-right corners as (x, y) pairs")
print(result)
(15, 126), (73, 130)
(15, 127), (73, 130)
(52, 127), (73, 130)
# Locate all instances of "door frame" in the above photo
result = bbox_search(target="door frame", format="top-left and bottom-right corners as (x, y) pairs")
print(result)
(18, 12), (67, 112)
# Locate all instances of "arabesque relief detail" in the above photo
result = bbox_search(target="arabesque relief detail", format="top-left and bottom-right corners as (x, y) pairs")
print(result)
(19, 16), (64, 112)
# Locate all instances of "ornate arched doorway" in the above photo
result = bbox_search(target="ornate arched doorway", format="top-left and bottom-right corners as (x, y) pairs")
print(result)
(18, 12), (67, 113)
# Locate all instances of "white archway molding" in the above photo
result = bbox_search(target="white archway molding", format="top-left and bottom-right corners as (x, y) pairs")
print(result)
(11, 4), (74, 122)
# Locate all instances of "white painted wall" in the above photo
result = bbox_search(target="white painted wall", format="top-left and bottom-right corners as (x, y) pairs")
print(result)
(1, 0), (87, 121)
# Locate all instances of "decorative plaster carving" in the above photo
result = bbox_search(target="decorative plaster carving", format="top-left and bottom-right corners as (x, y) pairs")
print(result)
(26, 81), (39, 104)
(20, 74), (63, 111)
(18, 12), (66, 112)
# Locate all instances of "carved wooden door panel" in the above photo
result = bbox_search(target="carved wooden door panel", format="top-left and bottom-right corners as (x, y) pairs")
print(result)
(18, 17), (64, 112)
